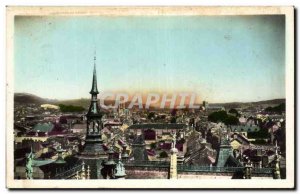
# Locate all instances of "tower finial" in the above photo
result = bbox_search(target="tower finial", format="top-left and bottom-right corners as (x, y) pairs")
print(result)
(94, 49), (96, 64)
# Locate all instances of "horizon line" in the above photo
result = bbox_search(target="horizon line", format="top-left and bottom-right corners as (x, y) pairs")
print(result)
(14, 92), (286, 104)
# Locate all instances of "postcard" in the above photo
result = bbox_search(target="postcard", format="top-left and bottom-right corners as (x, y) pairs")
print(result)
(6, 6), (295, 189)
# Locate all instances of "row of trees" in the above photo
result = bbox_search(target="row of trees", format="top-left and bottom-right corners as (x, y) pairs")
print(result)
(207, 110), (239, 125)
(58, 104), (85, 113)
(265, 103), (285, 113)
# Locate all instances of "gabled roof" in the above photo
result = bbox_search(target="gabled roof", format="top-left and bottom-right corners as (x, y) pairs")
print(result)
(231, 133), (250, 144)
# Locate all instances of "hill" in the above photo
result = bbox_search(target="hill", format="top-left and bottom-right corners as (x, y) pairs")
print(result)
(14, 93), (56, 105)
(14, 93), (116, 110)
(211, 99), (285, 109)
(55, 98), (117, 109)
(14, 93), (285, 110)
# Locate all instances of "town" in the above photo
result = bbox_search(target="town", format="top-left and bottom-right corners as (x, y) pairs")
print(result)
(13, 64), (286, 180)
(97, 92), (200, 110)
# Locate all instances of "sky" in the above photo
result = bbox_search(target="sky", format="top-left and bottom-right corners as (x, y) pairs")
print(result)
(14, 15), (285, 103)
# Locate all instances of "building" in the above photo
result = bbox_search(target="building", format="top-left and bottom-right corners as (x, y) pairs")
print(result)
(230, 133), (250, 150)
(76, 57), (108, 179)
(127, 123), (187, 139)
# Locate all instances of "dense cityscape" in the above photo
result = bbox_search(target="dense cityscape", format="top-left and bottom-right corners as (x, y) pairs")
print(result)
(13, 62), (286, 180)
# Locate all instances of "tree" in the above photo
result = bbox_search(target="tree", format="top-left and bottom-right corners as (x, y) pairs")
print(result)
(228, 108), (240, 117)
(265, 103), (285, 113)
(208, 110), (239, 126)
(208, 111), (228, 123)
(224, 115), (239, 125)
(58, 104), (85, 113)
(247, 127), (270, 139)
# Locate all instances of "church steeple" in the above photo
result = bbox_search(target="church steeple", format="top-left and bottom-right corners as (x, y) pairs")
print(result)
(90, 55), (99, 95)
(87, 55), (101, 116)
(77, 54), (107, 179)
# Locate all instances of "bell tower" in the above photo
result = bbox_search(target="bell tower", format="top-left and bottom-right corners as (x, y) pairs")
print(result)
(77, 54), (107, 179)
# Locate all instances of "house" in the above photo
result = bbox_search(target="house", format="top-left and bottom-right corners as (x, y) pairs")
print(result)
(230, 133), (250, 150)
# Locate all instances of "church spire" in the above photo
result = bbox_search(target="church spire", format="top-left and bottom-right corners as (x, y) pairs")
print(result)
(77, 53), (107, 179)
(90, 52), (99, 95)
(87, 53), (101, 116)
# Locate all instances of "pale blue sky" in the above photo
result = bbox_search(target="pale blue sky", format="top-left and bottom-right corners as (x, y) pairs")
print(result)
(14, 15), (285, 103)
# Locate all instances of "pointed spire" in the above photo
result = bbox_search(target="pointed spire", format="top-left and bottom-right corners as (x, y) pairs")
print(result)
(90, 51), (99, 95)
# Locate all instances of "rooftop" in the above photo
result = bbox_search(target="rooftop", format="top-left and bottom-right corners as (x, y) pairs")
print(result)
(128, 123), (187, 130)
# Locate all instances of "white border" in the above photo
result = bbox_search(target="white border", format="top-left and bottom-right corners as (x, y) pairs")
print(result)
(5, 6), (295, 189)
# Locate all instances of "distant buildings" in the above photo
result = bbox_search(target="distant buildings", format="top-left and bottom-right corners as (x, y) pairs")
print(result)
(202, 101), (225, 111)
(229, 125), (260, 138)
